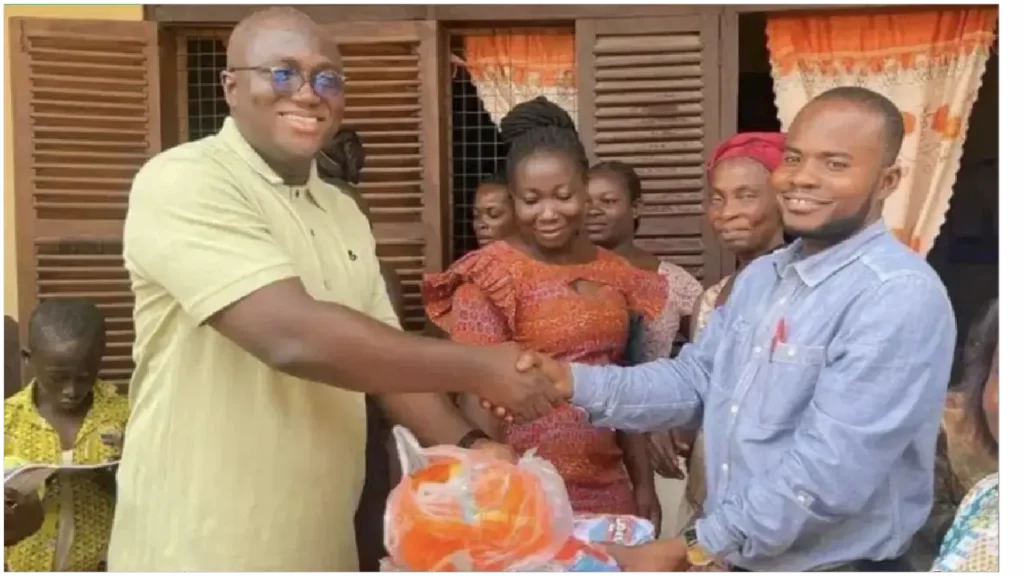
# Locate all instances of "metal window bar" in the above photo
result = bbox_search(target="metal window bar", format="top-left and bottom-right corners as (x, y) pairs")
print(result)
(448, 27), (576, 260)
(180, 30), (232, 142)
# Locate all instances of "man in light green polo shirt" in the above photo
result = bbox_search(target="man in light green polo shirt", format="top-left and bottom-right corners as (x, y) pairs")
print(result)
(108, 7), (557, 571)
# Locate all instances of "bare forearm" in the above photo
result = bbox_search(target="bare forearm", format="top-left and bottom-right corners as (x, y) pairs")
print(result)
(619, 431), (654, 489)
(276, 303), (479, 394)
(377, 392), (477, 447)
(380, 263), (405, 326)
(459, 393), (506, 441)
(212, 283), (484, 395)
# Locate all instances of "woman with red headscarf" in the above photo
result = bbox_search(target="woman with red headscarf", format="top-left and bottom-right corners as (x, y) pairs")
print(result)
(694, 132), (787, 332)
(647, 133), (786, 566)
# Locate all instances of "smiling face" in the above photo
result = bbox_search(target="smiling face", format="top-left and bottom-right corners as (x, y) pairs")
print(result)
(512, 151), (588, 251)
(222, 19), (345, 169)
(706, 157), (783, 259)
(771, 98), (901, 248)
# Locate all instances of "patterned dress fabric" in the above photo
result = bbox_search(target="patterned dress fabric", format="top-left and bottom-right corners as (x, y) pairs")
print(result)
(641, 262), (703, 361)
(932, 472), (998, 572)
(422, 240), (666, 514)
(4, 380), (129, 571)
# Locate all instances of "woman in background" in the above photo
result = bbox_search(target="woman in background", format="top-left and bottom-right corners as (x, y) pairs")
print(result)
(933, 299), (998, 572)
(691, 133), (786, 335)
(5, 298), (128, 571)
(472, 173), (515, 247)
(423, 97), (665, 522)
(585, 160), (703, 537)
(585, 161), (703, 359)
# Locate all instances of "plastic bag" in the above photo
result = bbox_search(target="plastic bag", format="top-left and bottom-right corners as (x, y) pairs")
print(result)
(573, 513), (657, 546)
(536, 515), (657, 571)
(384, 427), (656, 572)
(385, 426), (575, 571)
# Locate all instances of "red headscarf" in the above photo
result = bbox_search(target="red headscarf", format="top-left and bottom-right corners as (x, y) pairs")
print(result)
(706, 132), (787, 176)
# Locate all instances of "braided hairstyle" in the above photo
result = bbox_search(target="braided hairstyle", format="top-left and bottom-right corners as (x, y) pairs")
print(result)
(500, 97), (589, 192)
(318, 128), (366, 185)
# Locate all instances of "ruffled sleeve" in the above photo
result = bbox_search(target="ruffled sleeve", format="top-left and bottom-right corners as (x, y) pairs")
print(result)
(421, 243), (518, 344)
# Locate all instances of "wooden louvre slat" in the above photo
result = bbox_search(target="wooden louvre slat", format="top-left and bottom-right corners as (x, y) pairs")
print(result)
(11, 18), (161, 388)
(577, 15), (725, 285)
(324, 21), (443, 332)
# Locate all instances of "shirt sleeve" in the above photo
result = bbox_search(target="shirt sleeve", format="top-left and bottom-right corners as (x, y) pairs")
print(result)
(570, 303), (726, 432)
(696, 273), (956, 561)
(368, 262), (401, 331)
(123, 156), (298, 325)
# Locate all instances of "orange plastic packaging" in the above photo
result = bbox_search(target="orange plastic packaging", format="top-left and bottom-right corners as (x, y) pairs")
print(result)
(384, 429), (575, 572)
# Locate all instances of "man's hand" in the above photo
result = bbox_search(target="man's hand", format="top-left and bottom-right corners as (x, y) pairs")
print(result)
(4, 487), (43, 546)
(647, 432), (686, 479)
(468, 439), (518, 463)
(634, 483), (662, 537)
(603, 539), (690, 572)
(471, 343), (564, 421)
(480, 350), (571, 421)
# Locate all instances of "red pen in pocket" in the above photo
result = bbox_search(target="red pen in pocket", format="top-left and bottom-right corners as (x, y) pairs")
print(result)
(771, 317), (788, 354)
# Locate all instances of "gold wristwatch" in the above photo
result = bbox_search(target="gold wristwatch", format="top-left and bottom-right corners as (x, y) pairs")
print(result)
(683, 526), (714, 567)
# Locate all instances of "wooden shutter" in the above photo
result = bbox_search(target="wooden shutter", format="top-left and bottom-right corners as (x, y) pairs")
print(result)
(577, 15), (725, 285)
(10, 18), (161, 387)
(323, 21), (444, 332)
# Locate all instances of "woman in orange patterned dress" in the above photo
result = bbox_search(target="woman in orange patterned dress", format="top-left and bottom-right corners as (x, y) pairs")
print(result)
(422, 98), (666, 519)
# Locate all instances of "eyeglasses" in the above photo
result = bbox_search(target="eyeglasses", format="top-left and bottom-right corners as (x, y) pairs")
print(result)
(227, 65), (346, 100)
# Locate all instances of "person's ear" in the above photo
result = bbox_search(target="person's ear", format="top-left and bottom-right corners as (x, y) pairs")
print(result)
(877, 163), (902, 202)
(221, 70), (239, 108)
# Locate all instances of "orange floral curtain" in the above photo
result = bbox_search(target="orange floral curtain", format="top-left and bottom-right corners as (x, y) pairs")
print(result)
(458, 31), (576, 128)
(767, 8), (997, 255)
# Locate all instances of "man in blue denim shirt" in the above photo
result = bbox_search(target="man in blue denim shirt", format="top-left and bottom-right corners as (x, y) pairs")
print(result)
(510, 88), (956, 571)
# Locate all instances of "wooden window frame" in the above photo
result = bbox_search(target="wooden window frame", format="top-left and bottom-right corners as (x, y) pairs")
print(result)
(576, 14), (728, 285)
(9, 17), (162, 384)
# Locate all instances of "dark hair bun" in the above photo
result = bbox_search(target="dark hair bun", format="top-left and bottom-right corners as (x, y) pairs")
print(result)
(500, 96), (577, 144)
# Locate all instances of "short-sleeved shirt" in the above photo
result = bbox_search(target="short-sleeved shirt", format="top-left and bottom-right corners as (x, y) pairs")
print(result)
(5, 380), (129, 571)
(108, 117), (399, 571)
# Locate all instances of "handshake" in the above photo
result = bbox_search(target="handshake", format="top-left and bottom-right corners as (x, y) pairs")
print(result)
(470, 343), (573, 422)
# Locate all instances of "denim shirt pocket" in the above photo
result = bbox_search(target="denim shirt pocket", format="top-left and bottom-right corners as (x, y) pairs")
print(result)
(757, 343), (826, 429)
